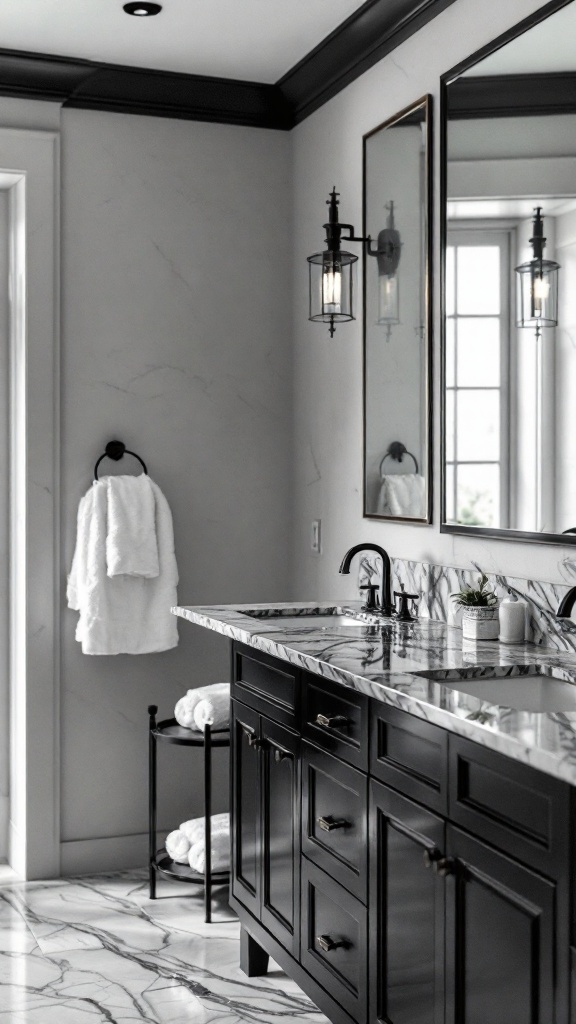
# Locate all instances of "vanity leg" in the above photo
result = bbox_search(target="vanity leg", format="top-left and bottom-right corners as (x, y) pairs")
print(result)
(240, 926), (269, 976)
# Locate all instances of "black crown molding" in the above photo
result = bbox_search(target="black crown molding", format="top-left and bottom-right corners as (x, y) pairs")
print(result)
(0, 0), (456, 130)
(448, 72), (576, 119)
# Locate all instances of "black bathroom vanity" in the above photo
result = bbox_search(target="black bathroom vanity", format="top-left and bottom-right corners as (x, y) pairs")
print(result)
(174, 602), (576, 1024)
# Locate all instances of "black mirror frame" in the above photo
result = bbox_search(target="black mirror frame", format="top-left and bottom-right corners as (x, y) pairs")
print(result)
(362, 94), (434, 523)
(439, 0), (576, 546)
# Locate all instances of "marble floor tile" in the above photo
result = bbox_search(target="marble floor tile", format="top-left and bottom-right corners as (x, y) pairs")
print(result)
(0, 870), (329, 1023)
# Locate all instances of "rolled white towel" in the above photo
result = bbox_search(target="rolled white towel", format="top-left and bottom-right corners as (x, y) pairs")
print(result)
(180, 812), (229, 845)
(174, 682), (229, 730)
(193, 688), (231, 732)
(188, 829), (230, 874)
(165, 829), (191, 864)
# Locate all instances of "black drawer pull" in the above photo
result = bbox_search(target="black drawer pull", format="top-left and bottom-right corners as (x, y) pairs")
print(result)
(434, 856), (456, 878)
(315, 713), (348, 730)
(317, 816), (349, 832)
(273, 747), (291, 763)
(317, 934), (345, 952)
(423, 847), (442, 869)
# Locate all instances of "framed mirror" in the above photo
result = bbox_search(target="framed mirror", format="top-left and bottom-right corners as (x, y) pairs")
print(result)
(363, 96), (433, 522)
(440, 0), (576, 543)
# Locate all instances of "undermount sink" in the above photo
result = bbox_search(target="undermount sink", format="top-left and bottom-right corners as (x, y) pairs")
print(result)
(243, 610), (385, 632)
(420, 668), (576, 712)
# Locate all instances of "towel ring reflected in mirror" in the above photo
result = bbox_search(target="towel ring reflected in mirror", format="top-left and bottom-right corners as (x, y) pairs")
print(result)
(379, 441), (419, 477)
(94, 439), (148, 481)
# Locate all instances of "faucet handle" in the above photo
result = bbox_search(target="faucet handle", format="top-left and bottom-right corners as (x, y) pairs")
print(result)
(394, 591), (419, 622)
(359, 583), (380, 611)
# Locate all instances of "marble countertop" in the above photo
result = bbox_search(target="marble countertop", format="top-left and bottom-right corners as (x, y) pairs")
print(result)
(173, 601), (576, 786)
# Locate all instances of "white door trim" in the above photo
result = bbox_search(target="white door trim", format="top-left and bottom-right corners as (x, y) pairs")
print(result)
(2, 129), (60, 879)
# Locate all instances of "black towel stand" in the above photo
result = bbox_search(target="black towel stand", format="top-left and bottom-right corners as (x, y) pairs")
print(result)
(94, 440), (148, 481)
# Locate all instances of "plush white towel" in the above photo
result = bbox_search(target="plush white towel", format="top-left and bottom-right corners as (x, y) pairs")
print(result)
(194, 689), (231, 732)
(67, 476), (178, 655)
(180, 813), (229, 846)
(165, 829), (191, 864)
(188, 829), (230, 873)
(174, 683), (229, 730)
(377, 473), (425, 518)
(106, 474), (159, 578)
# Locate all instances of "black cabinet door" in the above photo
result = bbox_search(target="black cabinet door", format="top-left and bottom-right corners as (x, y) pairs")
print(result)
(445, 825), (556, 1024)
(369, 780), (446, 1024)
(231, 701), (261, 918)
(260, 717), (300, 956)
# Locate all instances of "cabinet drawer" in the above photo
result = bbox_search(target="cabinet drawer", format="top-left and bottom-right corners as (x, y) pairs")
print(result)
(302, 675), (368, 770)
(232, 643), (299, 726)
(302, 743), (368, 902)
(301, 858), (367, 1023)
(370, 702), (448, 814)
(448, 733), (570, 876)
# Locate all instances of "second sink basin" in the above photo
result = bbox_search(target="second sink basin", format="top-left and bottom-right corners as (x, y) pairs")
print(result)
(423, 670), (576, 712)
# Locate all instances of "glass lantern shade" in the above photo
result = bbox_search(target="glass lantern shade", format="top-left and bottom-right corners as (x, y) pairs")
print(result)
(516, 257), (559, 328)
(307, 250), (357, 325)
(377, 272), (400, 325)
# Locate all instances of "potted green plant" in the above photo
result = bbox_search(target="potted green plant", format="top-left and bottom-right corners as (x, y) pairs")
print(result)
(451, 572), (499, 640)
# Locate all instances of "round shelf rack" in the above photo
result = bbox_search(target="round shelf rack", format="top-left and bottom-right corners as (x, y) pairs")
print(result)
(148, 706), (230, 922)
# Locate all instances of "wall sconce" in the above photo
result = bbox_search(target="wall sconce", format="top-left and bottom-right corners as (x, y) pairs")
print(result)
(307, 187), (396, 338)
(376, 201), (402, 341)
(515, 207), (560, 339)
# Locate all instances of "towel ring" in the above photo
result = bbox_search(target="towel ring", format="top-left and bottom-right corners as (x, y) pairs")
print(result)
(379, 441), (419, 478)
(94, 440), (148, 481)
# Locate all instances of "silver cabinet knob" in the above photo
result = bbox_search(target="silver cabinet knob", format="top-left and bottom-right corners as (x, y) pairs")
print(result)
(317, 816), (349, 832)
(315, 713), (348, 729)
(317, 934), (345, 952)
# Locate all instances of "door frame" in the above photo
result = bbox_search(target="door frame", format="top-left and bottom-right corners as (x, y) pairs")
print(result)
(2, 128), (60, 879)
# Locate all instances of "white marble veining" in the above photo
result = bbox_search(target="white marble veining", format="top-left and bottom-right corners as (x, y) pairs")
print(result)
(0, 870), (328, 1023)
(360, 556), (576, 652)
(173, 600), (576, 785)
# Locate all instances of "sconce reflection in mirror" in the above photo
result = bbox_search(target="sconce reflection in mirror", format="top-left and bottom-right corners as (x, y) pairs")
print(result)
(515, 207), (560, 341)
(307, 187), (400, 338)
(376, 201), (402, 341)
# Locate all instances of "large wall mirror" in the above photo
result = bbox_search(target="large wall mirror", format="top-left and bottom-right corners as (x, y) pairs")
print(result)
(441, 0), (576, 543)
(363, 96), (433, 522)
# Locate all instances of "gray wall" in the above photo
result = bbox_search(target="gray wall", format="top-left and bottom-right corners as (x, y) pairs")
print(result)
(57, 109), (292, 870)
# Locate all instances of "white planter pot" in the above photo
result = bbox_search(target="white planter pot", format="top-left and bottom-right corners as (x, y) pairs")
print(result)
(461, 605), (500, 641)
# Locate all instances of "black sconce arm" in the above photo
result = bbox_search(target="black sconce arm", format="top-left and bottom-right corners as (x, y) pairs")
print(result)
(335, 224), (396, 261)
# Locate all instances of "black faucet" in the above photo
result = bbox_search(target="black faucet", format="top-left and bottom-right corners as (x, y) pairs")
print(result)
(339, 543), (395, 617)
(556, 587), (576, 620)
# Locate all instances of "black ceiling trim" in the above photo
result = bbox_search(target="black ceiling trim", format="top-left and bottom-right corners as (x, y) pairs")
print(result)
(0, 47), (291, 129)
(279, 0), (458, 124)
(448, 73), (576, 118)
(0, 0), (457, 129)
(65, 65), (292, 130)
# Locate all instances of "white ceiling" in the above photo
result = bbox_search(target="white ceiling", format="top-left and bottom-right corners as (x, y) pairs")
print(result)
(0, 0), (367, 83)
(463, 0), (576, 76)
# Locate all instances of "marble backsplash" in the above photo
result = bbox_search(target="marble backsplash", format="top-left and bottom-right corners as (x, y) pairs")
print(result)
(359, 557), (576, 653)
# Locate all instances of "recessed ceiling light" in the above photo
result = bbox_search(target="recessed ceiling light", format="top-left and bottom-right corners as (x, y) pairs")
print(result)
(123, 2), (162, 15)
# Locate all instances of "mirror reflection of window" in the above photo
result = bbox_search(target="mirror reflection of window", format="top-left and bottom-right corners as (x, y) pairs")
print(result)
(445, 229), (510, 528)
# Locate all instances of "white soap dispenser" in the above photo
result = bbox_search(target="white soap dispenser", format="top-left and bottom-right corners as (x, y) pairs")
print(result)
(499, 593), (527, 644)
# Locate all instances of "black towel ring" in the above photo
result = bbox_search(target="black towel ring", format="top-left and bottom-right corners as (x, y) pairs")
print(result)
(379, 441), (419, 478)
(94, 440), (148, 481)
